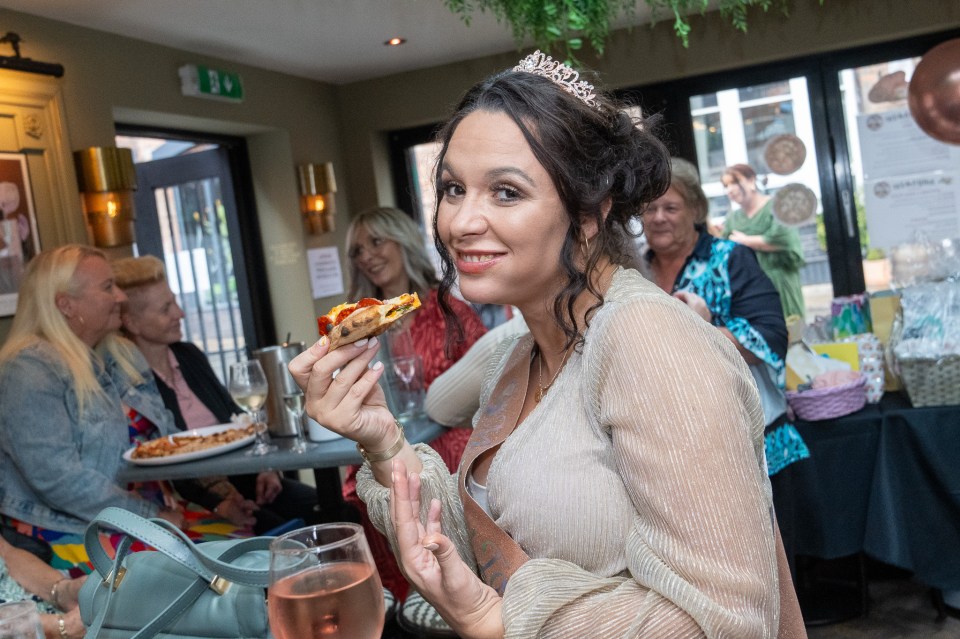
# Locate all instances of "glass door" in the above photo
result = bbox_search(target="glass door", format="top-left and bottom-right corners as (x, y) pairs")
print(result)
(689, 76), (832, 321)
(119, 142), (262, 382)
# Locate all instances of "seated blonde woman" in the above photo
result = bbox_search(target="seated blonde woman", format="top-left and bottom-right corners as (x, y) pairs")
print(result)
(113, 255), (320, 535)
(0, 245), (183, 576)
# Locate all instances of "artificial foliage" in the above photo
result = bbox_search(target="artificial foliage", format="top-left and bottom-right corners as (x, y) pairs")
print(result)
(445, 0), (820, 59)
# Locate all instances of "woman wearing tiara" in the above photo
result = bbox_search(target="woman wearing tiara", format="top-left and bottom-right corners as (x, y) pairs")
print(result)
(292, 52), (805, 638)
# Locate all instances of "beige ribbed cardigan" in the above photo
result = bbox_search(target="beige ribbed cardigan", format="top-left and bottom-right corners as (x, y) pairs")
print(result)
(358, 268), (780, 638)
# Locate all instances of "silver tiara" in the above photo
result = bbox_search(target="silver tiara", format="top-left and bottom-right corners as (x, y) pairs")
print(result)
(513, 50), (597, 108)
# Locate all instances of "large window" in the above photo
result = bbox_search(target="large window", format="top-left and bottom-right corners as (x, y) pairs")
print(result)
(388, 30), (960, 323)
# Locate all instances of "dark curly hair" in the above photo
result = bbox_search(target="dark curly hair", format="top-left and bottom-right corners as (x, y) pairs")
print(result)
(432, 67), (671, 349)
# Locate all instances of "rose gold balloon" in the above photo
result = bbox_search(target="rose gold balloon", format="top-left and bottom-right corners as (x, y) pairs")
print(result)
(908, 38), (960, 145)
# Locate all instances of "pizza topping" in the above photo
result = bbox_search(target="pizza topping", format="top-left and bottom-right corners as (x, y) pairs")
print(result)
(316, 292), (421, 346)
(131, 425), (255, 459)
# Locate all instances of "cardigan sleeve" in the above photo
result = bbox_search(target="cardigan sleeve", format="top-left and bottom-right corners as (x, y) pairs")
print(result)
(425, 315), (529, 426)
(499, 295), (779, 638)
(727, 244), (788, 359)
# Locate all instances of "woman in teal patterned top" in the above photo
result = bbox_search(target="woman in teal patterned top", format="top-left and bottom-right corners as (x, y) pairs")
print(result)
(720, 163), (806, 320)
(645, 159), (810, 575)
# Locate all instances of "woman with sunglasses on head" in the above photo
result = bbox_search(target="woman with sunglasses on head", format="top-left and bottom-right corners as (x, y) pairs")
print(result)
(342, 206), (487, 605)
(292, 54), (805, 638)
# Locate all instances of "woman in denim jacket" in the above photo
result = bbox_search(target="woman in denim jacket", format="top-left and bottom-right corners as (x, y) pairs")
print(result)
(0, 245), (183, 575)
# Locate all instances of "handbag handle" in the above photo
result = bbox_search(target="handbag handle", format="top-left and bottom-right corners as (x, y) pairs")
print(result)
(84, 507), (272, 587)
(83, 507), (274, 639)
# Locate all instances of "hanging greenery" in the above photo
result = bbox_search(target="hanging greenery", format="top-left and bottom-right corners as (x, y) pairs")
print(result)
(444, 0), (819, 60)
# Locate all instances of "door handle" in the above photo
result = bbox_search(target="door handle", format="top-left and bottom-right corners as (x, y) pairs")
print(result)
(841, 189), (856, 238)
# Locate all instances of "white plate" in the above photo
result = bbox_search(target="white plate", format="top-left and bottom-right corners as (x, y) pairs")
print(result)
(123, 423), (256, 466)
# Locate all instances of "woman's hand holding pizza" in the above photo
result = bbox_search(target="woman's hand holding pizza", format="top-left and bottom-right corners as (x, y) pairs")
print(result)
(288, 335), (397, 452)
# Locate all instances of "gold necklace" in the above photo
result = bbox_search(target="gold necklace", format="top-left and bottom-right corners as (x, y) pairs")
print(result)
(534, 344), (573, 403)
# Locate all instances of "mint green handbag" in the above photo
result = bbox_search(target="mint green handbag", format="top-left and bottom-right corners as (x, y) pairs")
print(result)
(78, 507), (271, 639)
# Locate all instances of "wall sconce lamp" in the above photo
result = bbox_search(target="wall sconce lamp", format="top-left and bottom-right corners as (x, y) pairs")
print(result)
(73, 146), (138, 248)
(297, 162), (337, 234)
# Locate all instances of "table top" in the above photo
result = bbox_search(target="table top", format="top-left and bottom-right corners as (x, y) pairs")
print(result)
(117, 417), (445, 483)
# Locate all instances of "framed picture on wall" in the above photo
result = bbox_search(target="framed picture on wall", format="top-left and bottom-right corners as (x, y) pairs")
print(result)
(0, 153), (40, 316)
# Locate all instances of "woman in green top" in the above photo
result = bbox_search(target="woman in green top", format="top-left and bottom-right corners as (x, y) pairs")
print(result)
(721, 164), (806, 319)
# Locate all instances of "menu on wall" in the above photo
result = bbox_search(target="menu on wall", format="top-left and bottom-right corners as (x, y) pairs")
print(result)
(857, 107), (960, 249)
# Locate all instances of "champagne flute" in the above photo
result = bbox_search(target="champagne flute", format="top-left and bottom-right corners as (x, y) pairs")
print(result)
(228, 359), (276, 456)
(268, 523), (385, 639)
(278, 360), (308, 453)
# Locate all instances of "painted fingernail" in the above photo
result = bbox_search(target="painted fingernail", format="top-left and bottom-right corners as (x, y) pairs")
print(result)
(371, 360), (383, 370)
(423, 542), (439, 552)
(367, 336), (379, 349)
(318, 336), (328, 347)
(354, 338), (369, 348)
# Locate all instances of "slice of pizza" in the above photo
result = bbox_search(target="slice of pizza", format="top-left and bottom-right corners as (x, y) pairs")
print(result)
(317, 292), (421, 350)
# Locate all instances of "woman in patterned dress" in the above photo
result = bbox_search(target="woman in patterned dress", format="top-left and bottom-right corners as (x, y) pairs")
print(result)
(342, 206), (487, 601)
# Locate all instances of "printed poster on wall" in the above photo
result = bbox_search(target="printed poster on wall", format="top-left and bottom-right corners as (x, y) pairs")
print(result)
(306, 246), (345, 300)
(864, 171), (960, 249)
(857, 107), (960, 180)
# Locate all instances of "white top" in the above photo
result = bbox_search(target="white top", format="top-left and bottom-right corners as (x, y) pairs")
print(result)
(465, 470), (490, 516)
(424, 315), (529, 426)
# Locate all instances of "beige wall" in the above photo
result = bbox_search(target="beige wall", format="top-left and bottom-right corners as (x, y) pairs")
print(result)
(0, 7), (346, 345)
(334, 0), (960, 211)
(0, 0), (958, 345)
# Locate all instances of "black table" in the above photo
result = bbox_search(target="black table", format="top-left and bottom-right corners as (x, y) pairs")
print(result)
(792, 393), (960, 591)
(118, 418), (446, 522)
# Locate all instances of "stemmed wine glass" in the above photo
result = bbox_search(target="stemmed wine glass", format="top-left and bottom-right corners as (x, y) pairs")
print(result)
(228, 359), (276, 456)
(390, 354), (424, 422)
(277, 360), (308, 453)
(268, 523), (385, 639)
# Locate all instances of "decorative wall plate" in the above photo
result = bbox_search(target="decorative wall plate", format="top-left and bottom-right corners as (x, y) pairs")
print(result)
(772, 183), (818, 226)
(763, 134), (807, 175)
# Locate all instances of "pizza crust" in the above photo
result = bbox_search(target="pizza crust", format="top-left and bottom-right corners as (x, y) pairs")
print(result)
(324, 293), (420, 350)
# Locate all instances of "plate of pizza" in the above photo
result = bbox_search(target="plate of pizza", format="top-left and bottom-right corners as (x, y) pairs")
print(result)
(123, 423), (257, 466)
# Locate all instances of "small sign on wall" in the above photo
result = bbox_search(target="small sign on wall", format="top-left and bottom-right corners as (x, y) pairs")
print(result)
(307, 246), (345, 300)
(179, 64), (244, 102)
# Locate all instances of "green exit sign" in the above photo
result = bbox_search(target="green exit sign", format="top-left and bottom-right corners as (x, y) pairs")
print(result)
(179, 64), (244, 102)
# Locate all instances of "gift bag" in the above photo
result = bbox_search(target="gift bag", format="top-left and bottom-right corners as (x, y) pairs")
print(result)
(78, 507), (271, 639)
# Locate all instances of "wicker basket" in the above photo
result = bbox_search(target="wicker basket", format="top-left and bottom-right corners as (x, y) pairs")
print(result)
(786, 375), (867, 421)
(896, 354), (960, 407)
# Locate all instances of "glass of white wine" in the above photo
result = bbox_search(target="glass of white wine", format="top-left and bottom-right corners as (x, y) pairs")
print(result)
(228, 359), (276, 456)
(277, 360), (308, 453)
(268, 523), (384, 639)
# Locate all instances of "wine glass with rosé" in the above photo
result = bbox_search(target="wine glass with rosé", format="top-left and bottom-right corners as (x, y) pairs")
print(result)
(268, 523), (385, 639)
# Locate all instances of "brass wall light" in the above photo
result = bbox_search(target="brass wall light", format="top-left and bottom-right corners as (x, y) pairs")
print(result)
(73, 147), (138, 247)
(297, 162), (337, 234)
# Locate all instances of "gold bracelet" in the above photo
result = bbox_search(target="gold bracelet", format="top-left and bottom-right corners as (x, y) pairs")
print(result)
(356, 420), (405, 463)
(57, 614), (67, 639)
(50, 578), (66, 609)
